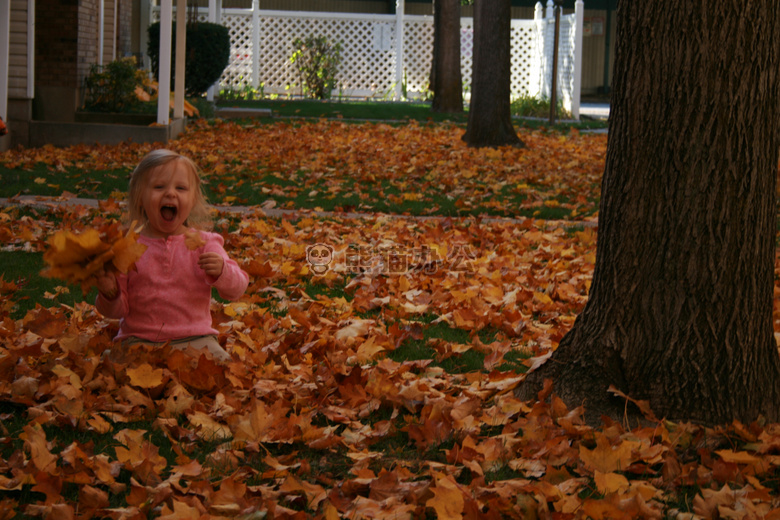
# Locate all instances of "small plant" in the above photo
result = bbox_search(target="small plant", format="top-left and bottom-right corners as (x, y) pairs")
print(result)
(82, 57), (147, 113)
(219, 84), (265, 102)
(289, 35), (342, 100)
(511, 93), (570, 119)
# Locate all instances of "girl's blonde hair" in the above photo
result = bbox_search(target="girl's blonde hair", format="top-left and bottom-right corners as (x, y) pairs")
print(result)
(127, 149), (212, 231)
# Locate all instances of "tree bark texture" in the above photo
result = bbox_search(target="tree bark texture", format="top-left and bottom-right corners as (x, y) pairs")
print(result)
(517, 0), (780, 425)
(461, 0), (523, 147)
(431, 0), (463, 113)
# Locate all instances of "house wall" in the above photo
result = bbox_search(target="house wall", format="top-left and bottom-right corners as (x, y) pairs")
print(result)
(102, 0), (117, 64)
(9, 0), (31, 100)
(32, 0), (134, 122)
(102, 0), (133, 62)
(35, 0), (80, 121)
(78, 0), (101, 80)
(118, 0), (133, 57)
(6, 0), (33, 148)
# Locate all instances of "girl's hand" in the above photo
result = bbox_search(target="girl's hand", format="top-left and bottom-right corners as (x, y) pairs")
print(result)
(96, 270), (119, 300)
(198, 252), (224, 278)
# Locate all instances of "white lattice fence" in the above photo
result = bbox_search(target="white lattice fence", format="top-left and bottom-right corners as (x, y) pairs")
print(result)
(511, 20), (542, 97)
(403, 18), (539, 98)
(149, 3), (583, 115)
(254, 13), (399, 97)
(401, 17), (433, 96)
(536, 12), (579, 113)
(223, 11), (254, 86)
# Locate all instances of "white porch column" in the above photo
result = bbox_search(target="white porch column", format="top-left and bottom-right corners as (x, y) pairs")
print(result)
(0, 0), (10, 123)
(252, 0), (260, 89)
(533, 2), (544, 98)
(173, 0), (186, 119)
(394, 0), (404, 100)
(572, 0), (584, 119)
(157, 0), (173, 125)
(206, 0), (221, 101)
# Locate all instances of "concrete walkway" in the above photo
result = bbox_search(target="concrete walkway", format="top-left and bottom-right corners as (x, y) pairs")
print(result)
(580, 102), (610, 121)
(0, 195), (598, 228)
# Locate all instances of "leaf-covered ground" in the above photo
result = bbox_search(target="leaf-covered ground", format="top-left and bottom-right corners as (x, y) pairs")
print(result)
(0, 120), (605, 219)
(1, 121), (780, 519)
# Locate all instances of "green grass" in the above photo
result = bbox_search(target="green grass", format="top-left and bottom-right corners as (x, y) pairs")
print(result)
(0, 251), (98, 319)
(1, 166), (588, 220)
(216, 98), (608, 132)
(0, 166), (129, 200)
(218, 98), (468, 123)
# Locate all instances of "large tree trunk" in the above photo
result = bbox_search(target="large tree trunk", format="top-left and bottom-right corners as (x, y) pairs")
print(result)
(461, 0), (523, 148)
(517, 0), (780, 426)
(431, 0), (463, 113)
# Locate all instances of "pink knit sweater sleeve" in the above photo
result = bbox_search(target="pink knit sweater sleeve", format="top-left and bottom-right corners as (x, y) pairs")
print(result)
(203, 232), (249, 300)
(95, 273), (128, 318)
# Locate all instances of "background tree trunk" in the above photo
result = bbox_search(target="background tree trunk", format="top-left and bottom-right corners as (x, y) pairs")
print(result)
(517, 0), (780, 426)
(431, 0), (463, 113)
(461, 0), (523, 147)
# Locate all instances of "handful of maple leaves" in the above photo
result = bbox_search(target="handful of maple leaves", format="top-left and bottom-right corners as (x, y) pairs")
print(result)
(41, 222), (147, 291)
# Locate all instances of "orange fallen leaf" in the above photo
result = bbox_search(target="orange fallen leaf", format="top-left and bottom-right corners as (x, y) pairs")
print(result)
(20, 423), (58, 472)
(157, 500), (202, 520)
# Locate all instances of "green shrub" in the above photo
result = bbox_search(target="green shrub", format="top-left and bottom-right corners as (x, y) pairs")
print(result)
(290, 35), (342, 100)
(511, 93), (570, 119)
(147, 22), (230, 96)
(82, 57), (146, 113)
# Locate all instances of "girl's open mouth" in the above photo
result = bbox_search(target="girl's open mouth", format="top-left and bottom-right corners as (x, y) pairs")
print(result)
(161, 205), (178, 222)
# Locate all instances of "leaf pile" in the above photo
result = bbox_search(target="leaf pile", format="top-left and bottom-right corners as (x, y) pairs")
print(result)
(41, 222), (146, 291)
(1, 206), (780, 518)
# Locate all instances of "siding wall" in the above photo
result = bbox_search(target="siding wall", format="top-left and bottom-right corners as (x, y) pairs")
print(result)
(102, 0), (117, 64)
(9, 0), (32, 98)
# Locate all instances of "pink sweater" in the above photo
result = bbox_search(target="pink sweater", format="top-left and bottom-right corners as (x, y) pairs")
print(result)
(96, 231), (249, 342)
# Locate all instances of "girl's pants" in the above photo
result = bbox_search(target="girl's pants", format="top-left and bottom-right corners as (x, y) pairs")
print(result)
(108, 335), (231, 363)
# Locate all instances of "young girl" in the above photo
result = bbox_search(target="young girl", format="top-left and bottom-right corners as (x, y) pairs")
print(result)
(95, 149), (249, 363)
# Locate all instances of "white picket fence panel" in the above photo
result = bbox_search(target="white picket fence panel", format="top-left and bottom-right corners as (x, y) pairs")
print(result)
(151, 0), (583, 117)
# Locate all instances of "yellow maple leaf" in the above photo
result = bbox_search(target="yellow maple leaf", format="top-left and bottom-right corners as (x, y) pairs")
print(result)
(184, 229), (206, 250)
(594, 470), (630, 495)
(126, 363), (164, 389)
(188, 411), (232, 440)
(579, 433), (640, 473)
(426, 473), (465, 520)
